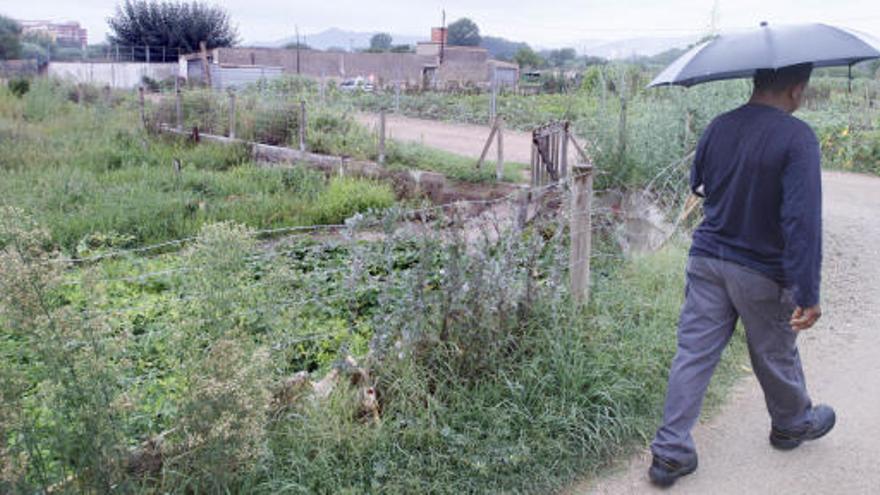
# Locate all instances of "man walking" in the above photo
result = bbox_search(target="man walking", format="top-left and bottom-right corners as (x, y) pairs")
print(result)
(648, 63), (835, 487)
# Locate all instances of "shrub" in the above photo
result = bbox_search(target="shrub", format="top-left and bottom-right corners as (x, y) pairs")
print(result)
(0, 207), (130, 493)
(306, 177), (395, 225)
(7, 78), (29, 97)
(22, 79), (68, 122)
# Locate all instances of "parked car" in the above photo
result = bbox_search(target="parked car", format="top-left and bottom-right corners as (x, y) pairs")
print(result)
(339, 77), (375, 92)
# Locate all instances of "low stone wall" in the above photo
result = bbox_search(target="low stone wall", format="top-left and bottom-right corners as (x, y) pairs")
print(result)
(158, 125), (520, 205)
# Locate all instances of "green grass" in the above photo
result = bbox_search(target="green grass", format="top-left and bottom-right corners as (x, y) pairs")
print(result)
(152, 88), (524, 184)
(0, 84), (395, 254)
(385, 140), (526, 183)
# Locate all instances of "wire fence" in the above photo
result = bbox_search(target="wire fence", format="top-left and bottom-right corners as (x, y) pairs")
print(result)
(51, 156), (694, 345)
(34, 82), (700, 361)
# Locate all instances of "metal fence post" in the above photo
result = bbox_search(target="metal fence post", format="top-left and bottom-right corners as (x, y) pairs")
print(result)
(570, 164), (594, 305)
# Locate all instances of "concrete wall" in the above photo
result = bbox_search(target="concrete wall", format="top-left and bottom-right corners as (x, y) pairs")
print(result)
(213, 47), (434, 87)
(207, 47), (517, 89)
(47, 62), (180, 88)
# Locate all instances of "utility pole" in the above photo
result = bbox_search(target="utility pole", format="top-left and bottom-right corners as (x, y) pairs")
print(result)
(440, 9), (446, 65)
(295, 25), (301, 75)
(708, 0), (721, 36)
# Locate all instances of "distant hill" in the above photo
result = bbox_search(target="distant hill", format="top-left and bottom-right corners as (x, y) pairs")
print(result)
(250, 27), (700, 61)
(576, 35), (701, 59)
(253, 28), (424, 50)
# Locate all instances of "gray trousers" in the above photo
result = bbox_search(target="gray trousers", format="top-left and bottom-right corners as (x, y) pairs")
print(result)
(651, 256), (813, 462)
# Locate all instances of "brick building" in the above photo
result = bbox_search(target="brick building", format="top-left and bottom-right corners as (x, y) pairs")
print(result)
(19, 20), (88, 49)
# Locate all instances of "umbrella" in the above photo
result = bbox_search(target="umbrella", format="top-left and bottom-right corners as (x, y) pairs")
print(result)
(649, 22), (880, 88)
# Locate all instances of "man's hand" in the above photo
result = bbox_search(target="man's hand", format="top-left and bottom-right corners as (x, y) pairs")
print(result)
(790, 305), (822, 332)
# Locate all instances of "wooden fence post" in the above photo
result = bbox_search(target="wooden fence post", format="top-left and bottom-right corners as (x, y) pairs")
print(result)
(138, 85), (146, 129)
(495, 116), (504, 180)
(570, 164), (594, 305)
(199, 41), (212, 89)
(476, 119), (500, 171)
(299, 100), (307, 152)
(684, 109), (693, 150)
(228, 90), (236, 139)
(175, 87), (183, 131)
(490, 69), (498, 123)
(618, 95), (628, 165)
(378, 110), (386, 164)
(561, 122), (570, 179)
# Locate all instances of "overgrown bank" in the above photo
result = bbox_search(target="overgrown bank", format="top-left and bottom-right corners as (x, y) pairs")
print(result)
(1, 202), (747, 493)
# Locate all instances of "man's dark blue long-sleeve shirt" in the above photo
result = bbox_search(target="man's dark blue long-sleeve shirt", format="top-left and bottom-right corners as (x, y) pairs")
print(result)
(690, 103), (822, 308)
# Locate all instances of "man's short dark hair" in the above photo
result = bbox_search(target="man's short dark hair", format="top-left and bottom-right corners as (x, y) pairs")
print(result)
(753, 63), (813, 93)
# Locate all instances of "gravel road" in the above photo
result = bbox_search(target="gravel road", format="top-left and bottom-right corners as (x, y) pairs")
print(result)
(355, 113), (535, 163)
(576, 171), (880, 494)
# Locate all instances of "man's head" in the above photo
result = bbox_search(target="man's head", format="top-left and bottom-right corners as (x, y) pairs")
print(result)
(751, 63), (813, 113)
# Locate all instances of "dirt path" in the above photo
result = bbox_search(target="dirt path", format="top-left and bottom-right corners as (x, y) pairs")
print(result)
(355, 113), (535, 164)
(573, 171), (880, 494)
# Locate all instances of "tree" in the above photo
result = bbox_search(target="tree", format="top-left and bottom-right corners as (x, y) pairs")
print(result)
(480, 36), (529, 61)
(283, 41), (310, 50)
(514, 46), (543, 69)
(0, 15), (22, 60)
(546, 48), (577, 68)
(369, 32), (392, 52)
(447, 18), (481, 47)
(107, 0), (238, 60)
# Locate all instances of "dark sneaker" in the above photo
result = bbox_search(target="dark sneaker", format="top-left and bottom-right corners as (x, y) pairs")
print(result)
(648, 454), (698, 487)
(770, 404), (836, 451)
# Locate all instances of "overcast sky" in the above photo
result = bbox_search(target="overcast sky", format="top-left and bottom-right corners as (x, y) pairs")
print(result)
(3, 0), (880, 47)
